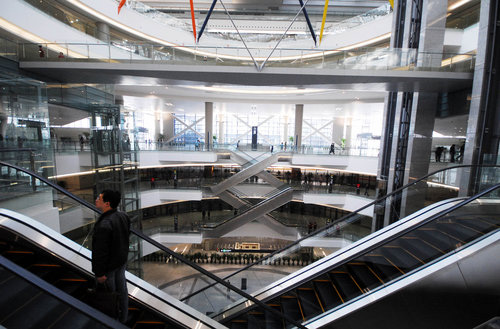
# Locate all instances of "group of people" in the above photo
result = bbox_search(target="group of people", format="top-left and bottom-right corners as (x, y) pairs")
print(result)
(38, 45), (65, 59)
(435, 143), (465, 163)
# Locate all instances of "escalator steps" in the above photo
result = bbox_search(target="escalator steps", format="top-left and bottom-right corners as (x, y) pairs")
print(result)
(265, 307), (284, 329)
(312, 279), (343, 309)
(412, 228), (461, 253)
(346, 262), (383, 291)
(398, 237), (444, 264)
(296, 287), (322, 318)
(435, 222), (483, 242)
(328, 271), (363, 301)
(360, 254), (403, 281)
(230, 319), (248, 329)
(280, 296), (303, 323)
(454, 218), (497, 233)
(379, 245), (423, 271)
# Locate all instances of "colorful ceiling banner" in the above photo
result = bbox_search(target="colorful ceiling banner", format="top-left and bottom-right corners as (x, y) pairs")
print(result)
(197, 0), (217, 42)
(190, 0), (197, 42)
(298, 0), (317, 45)
(319, 0), (329, 45)
(118, 0), (126, 14)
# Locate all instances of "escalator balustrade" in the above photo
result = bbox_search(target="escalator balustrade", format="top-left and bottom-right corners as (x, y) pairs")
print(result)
(222, 210), (500, 328)
(0, 228), (186, 329)
(0, 264), (111, 329)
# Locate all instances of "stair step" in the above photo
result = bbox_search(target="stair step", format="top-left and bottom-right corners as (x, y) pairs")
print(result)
(313, 277), (343, 309)
(346, 262), (383, 292)
(398, 237), (444, 264)
(296, 286), (322, 319)
(379, 245), (423, 272)
(280, 295), (303, 323)
(360, 254), (404, 281)
(328, 270), (363, 302)
(412, 228), (461, 253)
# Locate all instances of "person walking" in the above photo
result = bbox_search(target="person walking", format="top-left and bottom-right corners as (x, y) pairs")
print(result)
(450, 144), (456, 163)
(329, 142), (335, 155)
(92, 190), (131, 323)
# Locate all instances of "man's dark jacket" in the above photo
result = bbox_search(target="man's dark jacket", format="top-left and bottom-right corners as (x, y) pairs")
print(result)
(92, 208), (131, 277)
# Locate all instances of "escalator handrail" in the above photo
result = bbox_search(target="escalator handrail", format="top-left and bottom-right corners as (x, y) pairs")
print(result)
(0, 160), (307, 329)
(0, 254), (127, 329)
(0, 161), (99, 213)
(182, 164), (500, 301)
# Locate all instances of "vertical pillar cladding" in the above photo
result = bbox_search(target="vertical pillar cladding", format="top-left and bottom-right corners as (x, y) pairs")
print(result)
(205, 102), (213, 149)
(294, 104), (303, 149)
(96, 22), (110, 43)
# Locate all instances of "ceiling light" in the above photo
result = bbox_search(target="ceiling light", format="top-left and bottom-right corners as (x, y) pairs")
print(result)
(181, 85), (329, 95)
(448, 0), (472, 11)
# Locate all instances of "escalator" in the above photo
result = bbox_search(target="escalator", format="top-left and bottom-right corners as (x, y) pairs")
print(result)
(202, 186), (294, 238)
(211, 153), (283, 196)
(212, 186), (500, 329)
(204, 150), (294, 238)
(0, 209), (224, 329)
(0, 253), (125, 329)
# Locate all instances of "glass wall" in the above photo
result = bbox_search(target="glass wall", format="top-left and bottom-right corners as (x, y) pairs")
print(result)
(0, 74), (53, 177)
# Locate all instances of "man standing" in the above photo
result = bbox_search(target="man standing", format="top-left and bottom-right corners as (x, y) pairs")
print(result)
(329, 142), (335, 155)
(93, 190), (130, 323)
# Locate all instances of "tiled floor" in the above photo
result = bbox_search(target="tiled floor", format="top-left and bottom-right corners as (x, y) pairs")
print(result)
(142, 261), (300, 315)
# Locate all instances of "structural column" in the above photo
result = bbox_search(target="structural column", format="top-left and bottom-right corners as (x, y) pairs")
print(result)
(282, 108), (289, 148)
(294, 104), (303, 151)
(218, 105), (225, 145)
(162, 112), (174, 142)
(460, 0), (499, 195)
(381, 0), (447, 226)
(96, 22), (110, 43)
(205, 102), (213, 150)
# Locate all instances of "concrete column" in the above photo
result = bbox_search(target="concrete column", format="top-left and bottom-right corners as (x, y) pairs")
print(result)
(0, 98), (8, 138)
(96, 22), (110, 43)
(218, 109), (225, 145)
(382, 0), (447, 225)
(162, 113), (175, 142)
(460, 0), (494, 196)
(294, 104), (303, 151)
(332, 117), (344, 145)
(283, 111), (289, 146)
(417, 0), (447, 67)
(205, 102), (213, 150)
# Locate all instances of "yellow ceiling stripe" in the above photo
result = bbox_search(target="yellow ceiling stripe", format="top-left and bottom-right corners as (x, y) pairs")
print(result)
(319, 0), (329, 45)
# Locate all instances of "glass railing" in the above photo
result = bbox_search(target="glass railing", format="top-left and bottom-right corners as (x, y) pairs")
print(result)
(0, 160), (307, 328)
(0, 37), (18, 61)
(16, 42), (476, 73)
(180, 165), (500, 307)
